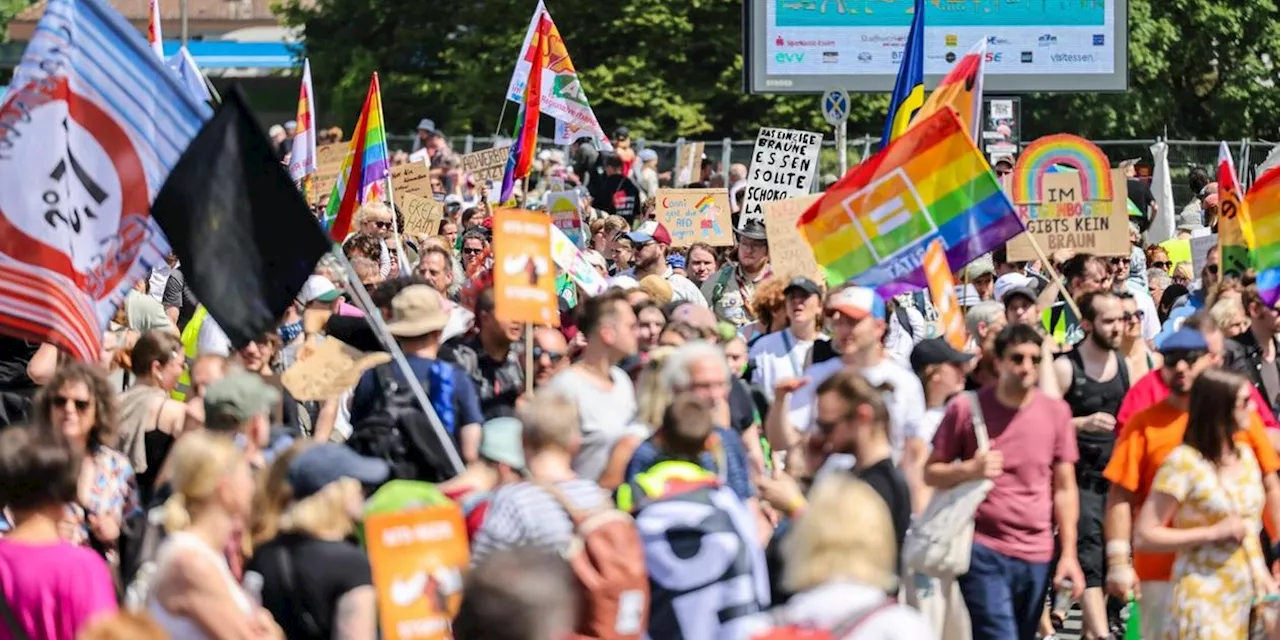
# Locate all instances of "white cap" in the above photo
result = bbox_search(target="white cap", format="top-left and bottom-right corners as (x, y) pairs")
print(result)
(609, 275), (639, 291)
(297, 275), (340, 305)
(993, 272), (1034, 302)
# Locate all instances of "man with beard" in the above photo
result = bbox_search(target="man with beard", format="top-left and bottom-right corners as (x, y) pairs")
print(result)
(703, 220), (773, 327)
(1043, 291), (1130, 639)
(618, 222), (707, 305)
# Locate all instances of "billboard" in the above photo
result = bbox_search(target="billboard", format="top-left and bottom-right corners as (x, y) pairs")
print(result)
(744, 0), (1128, 94)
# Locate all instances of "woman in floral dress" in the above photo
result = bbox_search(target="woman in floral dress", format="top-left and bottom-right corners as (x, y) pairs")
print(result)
(1135, 369), (1278, 639)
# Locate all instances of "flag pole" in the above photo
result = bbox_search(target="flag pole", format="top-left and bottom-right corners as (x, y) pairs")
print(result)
(333, 249), (466, 475)
(371, 72), (410, 273)
(494, 100), (510, 137)
(202, 73), (222, 106)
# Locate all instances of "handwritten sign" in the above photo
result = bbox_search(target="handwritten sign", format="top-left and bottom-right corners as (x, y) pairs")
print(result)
(551, 224), (608, 297)
(547, 190), (584, 248)
(1005, 169), (1129, 261)
(655, 189), (733, 247)
(459, 147), (509, 184)
(493, 209), (558, 326)
(740, 127), (823, 229)
(310, 142), (351, 205)
(399, 194), (444, 239)
(922, 239), (966, 350)
(391, 163), (433, 202)
(281, 337), (390, 401)
(365, 506), (469, 640)
(763, 194), (823, 283)
(675, 141), (705, 187)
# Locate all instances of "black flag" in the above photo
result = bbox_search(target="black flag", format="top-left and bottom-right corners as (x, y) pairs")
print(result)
(150, 85), (329, 348)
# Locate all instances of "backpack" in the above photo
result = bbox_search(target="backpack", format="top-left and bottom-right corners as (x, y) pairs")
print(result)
(539, 481), (649, 640)
(346, 364), (455, 483)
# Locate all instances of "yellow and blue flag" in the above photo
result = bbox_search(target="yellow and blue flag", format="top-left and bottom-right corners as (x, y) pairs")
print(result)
(881, 0), (926, 148)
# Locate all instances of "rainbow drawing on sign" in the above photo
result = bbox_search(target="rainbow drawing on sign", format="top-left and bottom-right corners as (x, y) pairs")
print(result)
(1011, 134), (1113, 204)
(695, 194), (717, 229)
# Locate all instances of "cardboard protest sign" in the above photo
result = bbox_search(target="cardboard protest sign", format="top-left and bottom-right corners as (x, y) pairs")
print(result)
(310, 142), (350, 205)
(763, 195), (823, 282)
(365, 506), (469, 640)
(493, 209), (558, 326)
(675, 141), (705, 187)
(551, 224), (608, 297)
(1005, 136), (1128, 261)
(390, 163), (433, 202)
(922, 239), (966, 349)
(546, 190), (584, 248)
(1191, 233), (1218, 273)
(655, 189), (733, 247)
(399, 194), (444, 238)
(740, 128), (823, 230)
(281, 337), (391, 401)
(459, 147), (509, 184)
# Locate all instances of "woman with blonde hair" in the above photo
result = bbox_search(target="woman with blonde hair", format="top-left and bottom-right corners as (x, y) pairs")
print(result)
(247, 444), (388, 640)
(745, 475), (931, 638)
(146, 431), (280, 639)
(598, 347), (675, 491)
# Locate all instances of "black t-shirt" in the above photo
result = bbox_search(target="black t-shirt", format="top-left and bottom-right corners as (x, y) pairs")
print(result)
(0, 336), (39, 397)
(248, 533), (373, 640)
(590, 174), (641, 222)
(161, 269), (200, 331)
(852, 458), (912, 579)
(1127, 178), (1155, 228)
(728, 378), (756, 433)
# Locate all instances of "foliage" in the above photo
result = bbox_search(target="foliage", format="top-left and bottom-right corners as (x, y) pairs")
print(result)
(0, 0), (30, 43)
(280, 0), (1280, 142)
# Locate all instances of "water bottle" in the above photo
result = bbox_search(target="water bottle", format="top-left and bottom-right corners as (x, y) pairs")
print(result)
(1051, 579), (1073, 622)
(243, 570), (264, 607)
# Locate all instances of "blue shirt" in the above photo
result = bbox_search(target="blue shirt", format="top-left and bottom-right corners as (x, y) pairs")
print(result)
(350, 355), (485, 429)
(623, 427), (756, 502)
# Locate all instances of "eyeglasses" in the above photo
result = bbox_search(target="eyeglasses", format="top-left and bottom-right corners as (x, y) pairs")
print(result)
(53, 395), (91, 412)
(1150, 261), (1171, 270)
(1007, 353), (1042, 366)
(1122, 311), (1144, 323)
(1205, 264), (1219, 276)
(462, 247), (485, 256)
(1163, 350), (1207, 367)
(1110, 257), (1131, 265)
(533, 347), (567, 363)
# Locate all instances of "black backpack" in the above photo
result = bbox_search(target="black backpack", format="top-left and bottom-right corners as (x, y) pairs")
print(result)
(346, 364), (456, 483)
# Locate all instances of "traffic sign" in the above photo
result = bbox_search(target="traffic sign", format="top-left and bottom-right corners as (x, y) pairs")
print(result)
(822, 88), (849, 127)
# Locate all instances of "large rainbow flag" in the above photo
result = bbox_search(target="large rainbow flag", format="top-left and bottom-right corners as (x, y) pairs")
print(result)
(323, 73), (390, 241)
(499, 13), (549, 205)
(798, 108), (1023, 297)
(1245, 166), (1279, 304)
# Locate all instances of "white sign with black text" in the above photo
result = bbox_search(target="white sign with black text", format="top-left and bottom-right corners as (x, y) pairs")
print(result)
(739, 127), (823, 230)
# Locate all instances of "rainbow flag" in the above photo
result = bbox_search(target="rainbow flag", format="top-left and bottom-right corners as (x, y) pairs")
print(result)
(798, 108), (1023, 297)
(323, 72), (390, 241)
(1245, 166), (1280, 304)
(1218, 141), (1251, 275)
(912, 38), (986, 142)
(288, 58), (317, 186)
(500, 14), (550, 205)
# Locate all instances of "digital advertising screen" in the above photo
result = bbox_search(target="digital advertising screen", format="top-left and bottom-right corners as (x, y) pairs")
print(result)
(744, 0), (1128, 94)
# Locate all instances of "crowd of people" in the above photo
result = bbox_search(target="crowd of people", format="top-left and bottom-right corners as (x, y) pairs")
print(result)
(0, 126), (1275, 640)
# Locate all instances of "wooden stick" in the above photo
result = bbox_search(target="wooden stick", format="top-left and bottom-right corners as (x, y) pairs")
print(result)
(1023, 231), (1083, 320)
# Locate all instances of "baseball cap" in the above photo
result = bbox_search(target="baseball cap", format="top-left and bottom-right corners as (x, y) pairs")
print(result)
(417, 118), (439, 134)
(626, 221), (673, 246)
(385, 285), (449, 338)
(638, 149), (658, 163)
(444, 194), (464, 207)
(203, 372), (281, 427)
(297, 275), (341, 305)
(287, 444), (390, 501)
(667, 254), (686, 271)
(479, 417), (526, 472)
(992, 153), (1016, 168)
(825, 286), (886, 320)
(784, 276), (822, 298)
(1159, 328), (1208, 354)
(995, 273), (1037, 305)
(910, 338), (975, 372)
(962, 255), (996, 280)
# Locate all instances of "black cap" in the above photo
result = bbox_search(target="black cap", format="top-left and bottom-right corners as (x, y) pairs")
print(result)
(784, 277), (822, 297)
(737, 219), (768, 241)
(910, 338), (975, 372)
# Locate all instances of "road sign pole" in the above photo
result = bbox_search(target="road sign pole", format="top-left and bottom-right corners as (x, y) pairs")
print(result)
(821, 87), (851, 179)
(836, 121), (847, 176)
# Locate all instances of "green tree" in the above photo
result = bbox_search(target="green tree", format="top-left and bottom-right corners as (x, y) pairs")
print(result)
(0, 0), (29, 43)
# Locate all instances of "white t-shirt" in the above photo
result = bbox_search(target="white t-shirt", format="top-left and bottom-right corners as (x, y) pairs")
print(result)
(786, 356), (926, 459)
(197, 317), (232, 357)
(748, 329), (823, 403)
(884, 305), (926, 367)
(546, 366), (637, 482)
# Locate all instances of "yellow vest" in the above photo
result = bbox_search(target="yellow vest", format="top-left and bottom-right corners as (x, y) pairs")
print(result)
(171, 305), (209, 401)
(616, 460), (717, 513)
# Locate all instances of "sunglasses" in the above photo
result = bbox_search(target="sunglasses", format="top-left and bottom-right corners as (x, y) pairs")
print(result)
(1205, 264), (1219, 275)
(1150, 261), (1171, 270)
(1007, 353), (1042, 366)
(1163, 350), (1207, 367)
(53, 395), (91, 412)
(1122, 311), (1144, 323)
(372, 220), (393, 230)
(1110, 257), (1131, 265)
(462, 247), (485, 256)
(533, 347), (567, 363)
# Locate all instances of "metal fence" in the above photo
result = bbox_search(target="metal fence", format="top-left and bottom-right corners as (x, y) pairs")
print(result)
(387, 133), (1280, 208)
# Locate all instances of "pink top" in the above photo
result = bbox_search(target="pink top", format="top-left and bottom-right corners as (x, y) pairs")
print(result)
(931, 388), (1079, 563)
(337, 301), (365, 318)
(0, 540), (117, 640)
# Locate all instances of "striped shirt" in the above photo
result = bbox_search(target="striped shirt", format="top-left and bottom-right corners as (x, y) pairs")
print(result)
(469, 479), (608, 564)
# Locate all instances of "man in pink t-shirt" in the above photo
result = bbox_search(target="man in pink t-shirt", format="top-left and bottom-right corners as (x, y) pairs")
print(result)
(927, 324), (1085, 640)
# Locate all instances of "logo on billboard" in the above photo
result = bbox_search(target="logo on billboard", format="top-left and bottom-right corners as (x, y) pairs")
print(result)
(1092, 34), (1106, 46)
(984, 52), (1003, 63)
(987, 36), (1011, 45)
(944, 34), (958, 47)
(840, 168), (936, 263)
(945, 51), (957, 63)
(776, 35), (784, 47)
(1021, 51), (1034, 63)
(1038, 34), (1057, 47)
(775, 52), (805, 64)
(1051, 53), (1096, 64)
(857, 51), (873, 63)
(892, 51), (903, 63)
(823, 51), (839, 63)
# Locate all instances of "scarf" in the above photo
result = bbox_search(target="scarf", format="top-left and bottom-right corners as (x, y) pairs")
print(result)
(278, 320), (303, 344)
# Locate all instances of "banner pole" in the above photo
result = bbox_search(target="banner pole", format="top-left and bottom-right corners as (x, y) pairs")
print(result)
(1024, 232), (1084, 320)
(525, 323), (534, 395)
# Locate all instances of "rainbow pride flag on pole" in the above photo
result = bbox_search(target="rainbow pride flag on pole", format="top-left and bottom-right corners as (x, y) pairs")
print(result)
(323, 72), (390, 242)
(500, 13), (550, 205)
(1219, 141), (1252, 274)
(798, 108), (1023, 297)
(1245, 166), (1280, 304)
(912, 37), (986, 142)
(288, 59), (317, 187)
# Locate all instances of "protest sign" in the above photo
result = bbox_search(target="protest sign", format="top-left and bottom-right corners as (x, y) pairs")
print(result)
(281, 337), (390, 401)
(551, 224), (608, 297)
(366, 506), (469, 640)
(1191, 233), (1218, 273)
(675, 141), (705, 187)
(459, 147), (509, 184)
(390, 163), (433, 201)
(311, 142), (351, 205)
(922, 239), (966, 349)
(493, 209), (558, 326)
(547, 190), (584, 248)
(740, 128), (823, 230)
(763, 195), (823, 282)
(399, 194), (444, 238)
(656, 189), (733, 247)
(1005, 135), (1128, 261)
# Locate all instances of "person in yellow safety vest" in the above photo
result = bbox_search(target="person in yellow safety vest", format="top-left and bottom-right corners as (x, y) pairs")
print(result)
(616, 459), (720, 514)
(172, 305), (209, 401)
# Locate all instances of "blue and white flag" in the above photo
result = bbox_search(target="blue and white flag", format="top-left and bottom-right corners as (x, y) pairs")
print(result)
(167, 46), (214, 105)
(0, 0), (210, 360)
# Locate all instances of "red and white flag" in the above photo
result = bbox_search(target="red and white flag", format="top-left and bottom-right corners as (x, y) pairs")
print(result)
(147, 0), (164, 59)
(288, 59), (317, 183)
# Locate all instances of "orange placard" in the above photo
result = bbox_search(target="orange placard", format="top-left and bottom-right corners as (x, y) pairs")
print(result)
(922, 239), (966, 350)
(365, 506), (470, 640)
(493, 208), (559, 326)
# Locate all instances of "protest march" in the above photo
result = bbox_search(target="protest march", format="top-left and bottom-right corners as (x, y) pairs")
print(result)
(5, 0), (1280, 639)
